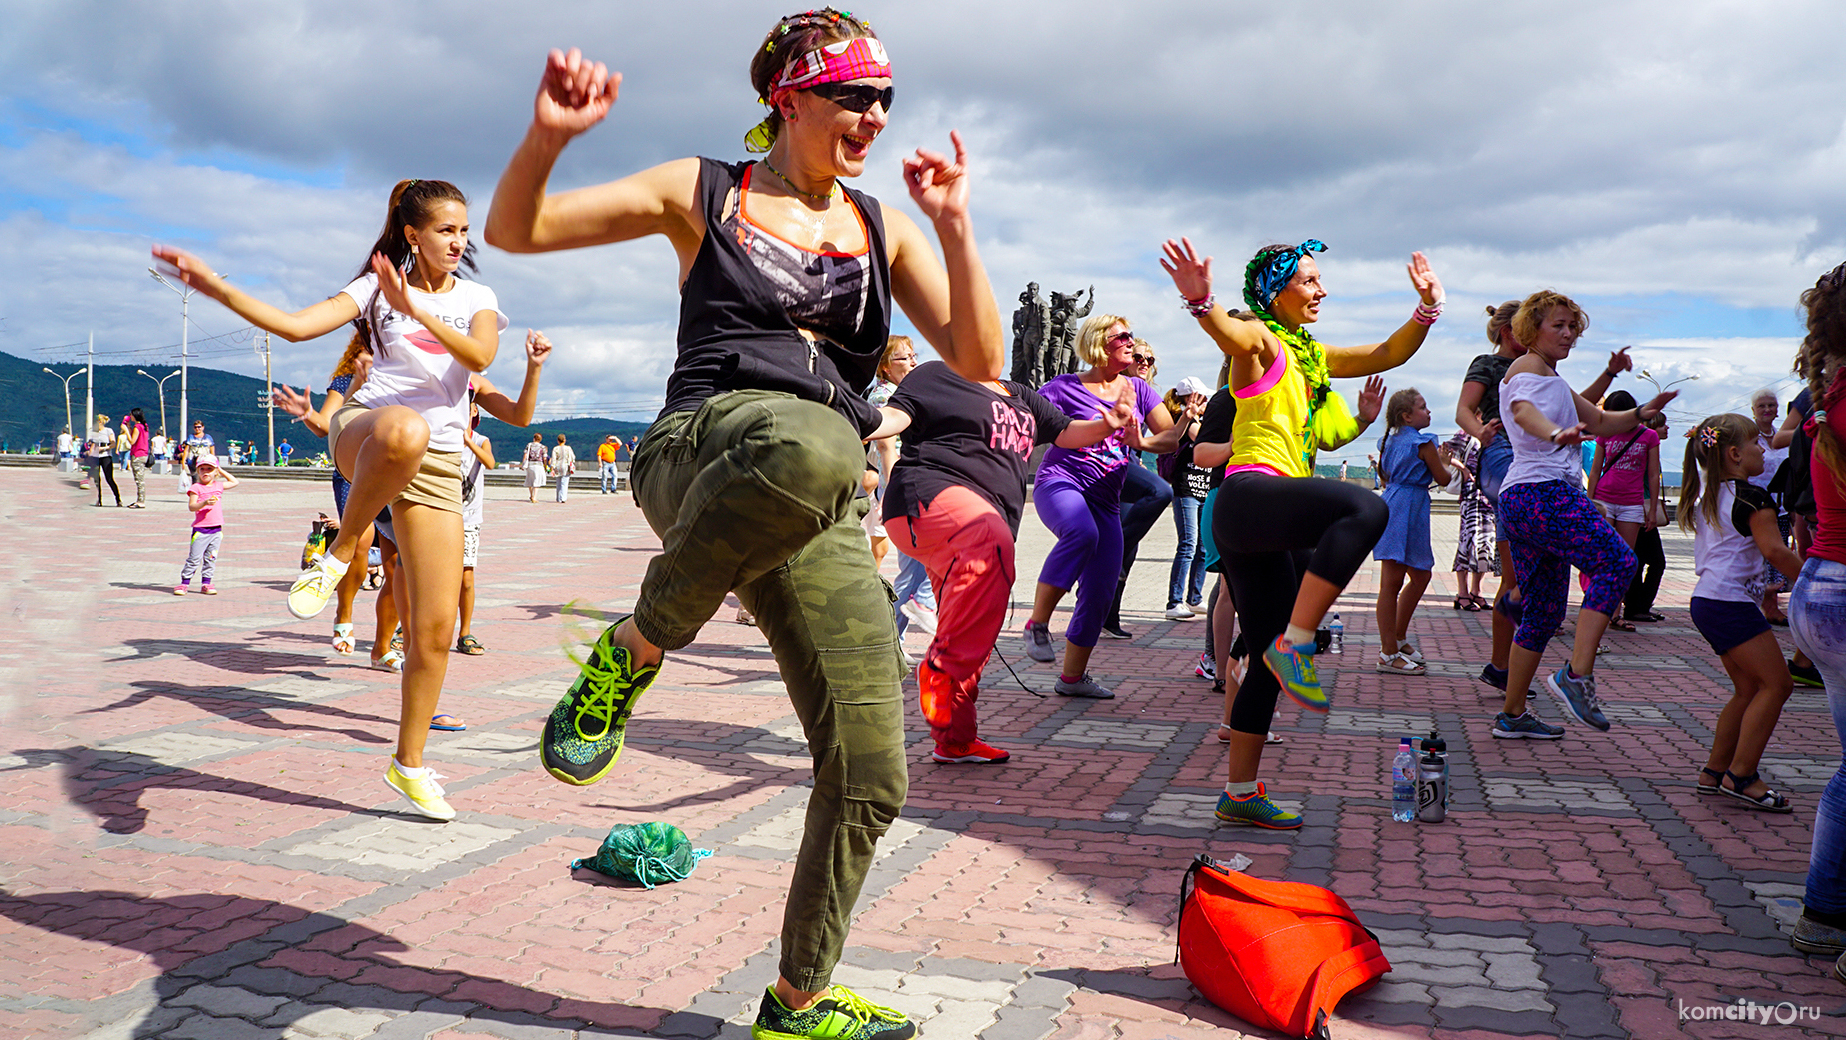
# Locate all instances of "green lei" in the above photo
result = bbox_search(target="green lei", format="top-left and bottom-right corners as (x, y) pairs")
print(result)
(1255, 309), (1353, 468)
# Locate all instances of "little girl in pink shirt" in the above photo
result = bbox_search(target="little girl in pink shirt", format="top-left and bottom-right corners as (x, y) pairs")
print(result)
(176, 457), (239, 595)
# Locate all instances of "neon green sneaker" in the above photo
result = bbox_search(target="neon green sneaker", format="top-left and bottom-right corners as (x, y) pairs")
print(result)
(1214, 783), (1302, 830)
(540, 616), (659, 786)
(1263, 634), (1328, 712)
(751, 984), (916, 1040)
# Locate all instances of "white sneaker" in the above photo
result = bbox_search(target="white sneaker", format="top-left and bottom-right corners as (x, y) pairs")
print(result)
(287, 553), (349, 620)
(1165, 605), (1197, 621)
(901, 601), (938, 636)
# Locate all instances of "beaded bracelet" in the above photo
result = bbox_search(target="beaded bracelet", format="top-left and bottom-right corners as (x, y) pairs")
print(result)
(1412, 300), (1443, 326)
(1182, 292), (1215, 318)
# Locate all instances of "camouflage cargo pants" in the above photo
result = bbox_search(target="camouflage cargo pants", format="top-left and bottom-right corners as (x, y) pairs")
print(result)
(630, 390), (907, 992)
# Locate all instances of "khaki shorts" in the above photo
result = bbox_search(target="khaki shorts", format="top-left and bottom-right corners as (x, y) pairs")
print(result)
(328, 402), (465, 515)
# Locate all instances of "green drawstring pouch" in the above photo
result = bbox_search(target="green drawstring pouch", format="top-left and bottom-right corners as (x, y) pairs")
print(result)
(571, 822), (712, 889)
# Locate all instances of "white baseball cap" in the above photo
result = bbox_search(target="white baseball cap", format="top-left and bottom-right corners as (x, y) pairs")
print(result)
(1172, 376), (1213, 398)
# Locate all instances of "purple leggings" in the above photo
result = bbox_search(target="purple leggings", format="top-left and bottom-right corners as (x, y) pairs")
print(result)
(1034, 475), (1123, 649)
(1500, 479), (1637, 652)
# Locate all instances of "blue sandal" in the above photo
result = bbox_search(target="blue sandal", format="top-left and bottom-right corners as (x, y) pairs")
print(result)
(430, 713), (467, 732)
(1720, 770), (1792, 813)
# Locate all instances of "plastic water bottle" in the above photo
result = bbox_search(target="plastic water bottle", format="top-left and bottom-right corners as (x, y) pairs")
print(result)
(1420, 729), (1450, 810)
(1416, 748), (1447, 823)
(1391, 738), (1416, 822)
(1328, 614), (1344, 655)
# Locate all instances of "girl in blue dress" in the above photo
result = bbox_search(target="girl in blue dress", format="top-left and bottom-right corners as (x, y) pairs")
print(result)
(1374, 388), (1458, 675)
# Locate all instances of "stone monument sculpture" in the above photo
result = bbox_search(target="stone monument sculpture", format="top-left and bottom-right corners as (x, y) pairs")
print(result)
(1009, 282), (1093, 387)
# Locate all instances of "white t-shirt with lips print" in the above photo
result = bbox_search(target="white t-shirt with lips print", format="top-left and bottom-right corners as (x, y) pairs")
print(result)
(339, 273), (508, 453)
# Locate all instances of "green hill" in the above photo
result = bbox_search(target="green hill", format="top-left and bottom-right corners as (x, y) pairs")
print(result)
(0, 351), (652, 461)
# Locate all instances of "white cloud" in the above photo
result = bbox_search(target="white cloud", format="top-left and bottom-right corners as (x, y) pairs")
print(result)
(2, 0), (1845, 435)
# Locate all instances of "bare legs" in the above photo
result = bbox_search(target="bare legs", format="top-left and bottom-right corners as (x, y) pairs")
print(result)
(390, 502), (464, 769)
(1704, 632), (1795, 798)
(1375, 561), (1433, 657)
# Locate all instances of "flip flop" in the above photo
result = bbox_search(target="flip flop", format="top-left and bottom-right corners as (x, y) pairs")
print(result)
(430, 714), (467, 732)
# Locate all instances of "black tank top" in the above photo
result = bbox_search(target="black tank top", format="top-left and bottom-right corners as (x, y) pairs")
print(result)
(663, 157), (892, 436)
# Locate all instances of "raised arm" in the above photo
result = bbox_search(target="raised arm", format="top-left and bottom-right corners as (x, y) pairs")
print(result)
(148, 248), (359, 343)
(1159, 238), (1273, 359)
(890, 132), (1005, 383)
(484, 50), (702, 259)
(1572, 385), (1677, 437)
(1579, 347), (1632, 405)
(474, 330), (552, 427)
(1774, 403), (1803, 450)
(1322, 253), (1444, 378)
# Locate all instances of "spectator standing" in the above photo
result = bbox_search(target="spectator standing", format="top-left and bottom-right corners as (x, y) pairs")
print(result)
(1750, 388), (1793, 624)
(277, 439), (294, 465)
(151, 429), (169, 472)
(126, 408), (151, 508)
(550, 433), (576, 503)
(56, 427), (73, 464)
(598, 435), (619, 493)
(85, 413), (122, 506)
(522, 432), (547, 502)
(175, 457), (237, 594)
(183, 421), (214, 482)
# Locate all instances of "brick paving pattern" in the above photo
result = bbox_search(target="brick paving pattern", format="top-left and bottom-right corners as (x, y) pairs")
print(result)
(2, 466), (1843, 1038)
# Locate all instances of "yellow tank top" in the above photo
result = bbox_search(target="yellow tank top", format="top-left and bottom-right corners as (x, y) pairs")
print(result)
(1226, 346), (1312, 479)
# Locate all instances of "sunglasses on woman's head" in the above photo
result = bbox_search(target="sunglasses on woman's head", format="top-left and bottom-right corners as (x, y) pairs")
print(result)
(808, 82), (894, 114)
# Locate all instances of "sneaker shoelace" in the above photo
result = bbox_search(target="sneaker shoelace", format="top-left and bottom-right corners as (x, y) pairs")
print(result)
(825, 986), (905, 1026)
(573, 639), (627, 741)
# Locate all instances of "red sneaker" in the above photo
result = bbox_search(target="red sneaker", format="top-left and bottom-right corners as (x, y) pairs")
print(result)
(931, 739), (1010, 764)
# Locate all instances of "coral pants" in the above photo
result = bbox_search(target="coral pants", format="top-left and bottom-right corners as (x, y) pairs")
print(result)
(887, 485), (1015, 745)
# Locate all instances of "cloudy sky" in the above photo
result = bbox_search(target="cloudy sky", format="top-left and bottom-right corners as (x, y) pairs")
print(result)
(3, 0), (1842, 461)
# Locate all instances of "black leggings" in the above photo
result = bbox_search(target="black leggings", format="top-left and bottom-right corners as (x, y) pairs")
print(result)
(92, 456), (120, 504)
(1214, 472), (1388, 734)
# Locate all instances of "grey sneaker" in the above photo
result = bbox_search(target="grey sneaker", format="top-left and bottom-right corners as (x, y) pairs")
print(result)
(1546, 666), (1611, 731)
(1794, 915), (1846, 954)
(1054, 673), (1115, 699)
(1021, 621), (1055, 663)
(1491, 711), (1565, 740)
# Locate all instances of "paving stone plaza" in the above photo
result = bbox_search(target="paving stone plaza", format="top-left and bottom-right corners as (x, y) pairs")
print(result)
(3, 465), (1844, 1039)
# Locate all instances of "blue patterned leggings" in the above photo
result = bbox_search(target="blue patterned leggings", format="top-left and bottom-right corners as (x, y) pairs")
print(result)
(1500, 479), (1637, 652)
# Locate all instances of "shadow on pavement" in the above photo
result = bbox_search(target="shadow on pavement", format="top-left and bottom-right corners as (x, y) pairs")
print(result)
(109, 638), (334, 676)
(4, 747), (380, 834)
(0, 887), (704, 1038)
(84, 680), (394, 742)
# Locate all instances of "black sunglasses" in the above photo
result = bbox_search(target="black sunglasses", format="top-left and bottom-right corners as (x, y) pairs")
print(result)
(1132, 353), (1156, 365)
(808, 82), (894, 114)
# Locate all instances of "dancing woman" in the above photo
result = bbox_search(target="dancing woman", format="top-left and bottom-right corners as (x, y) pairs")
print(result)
(1021, 314), (1198, 699)
(869, 360), (1132, 763)
(484, 11), (1001, 1036)
(1160, 236), (1423, 830)
(153, 177), (508, 822)
(1492, 291), (1673, 738)
(1458, 304), (1629, 693)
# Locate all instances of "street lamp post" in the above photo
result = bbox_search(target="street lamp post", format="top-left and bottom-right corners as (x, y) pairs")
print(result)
(41, 366), (77, 437)
(1638, 369), (1700, 396)
(136, 368), (180, 438)
(148, 267), (221, 444)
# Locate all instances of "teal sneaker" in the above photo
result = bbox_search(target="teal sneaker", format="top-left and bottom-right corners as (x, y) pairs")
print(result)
(1214, 783), (1303, 830)
(1545, 665), (1610, 731)
(541, 616), (659, 786)
(1263, 635), (1328, 712)
(751, 984), (916, 1039)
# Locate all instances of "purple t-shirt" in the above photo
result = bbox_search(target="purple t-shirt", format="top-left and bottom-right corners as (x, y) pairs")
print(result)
(1034, 373), (1162, 506)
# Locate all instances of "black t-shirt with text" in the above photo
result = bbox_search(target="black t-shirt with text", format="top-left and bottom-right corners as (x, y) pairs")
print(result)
(882, 361), (1072, 534)
(1187, 387), (1237, 490)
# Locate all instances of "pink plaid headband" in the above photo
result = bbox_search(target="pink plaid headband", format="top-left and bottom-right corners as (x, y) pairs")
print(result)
(766, 37), (891, 110)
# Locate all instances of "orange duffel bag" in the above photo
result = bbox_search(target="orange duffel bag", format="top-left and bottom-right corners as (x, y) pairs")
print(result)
(1176, 853), (1391, 1040)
